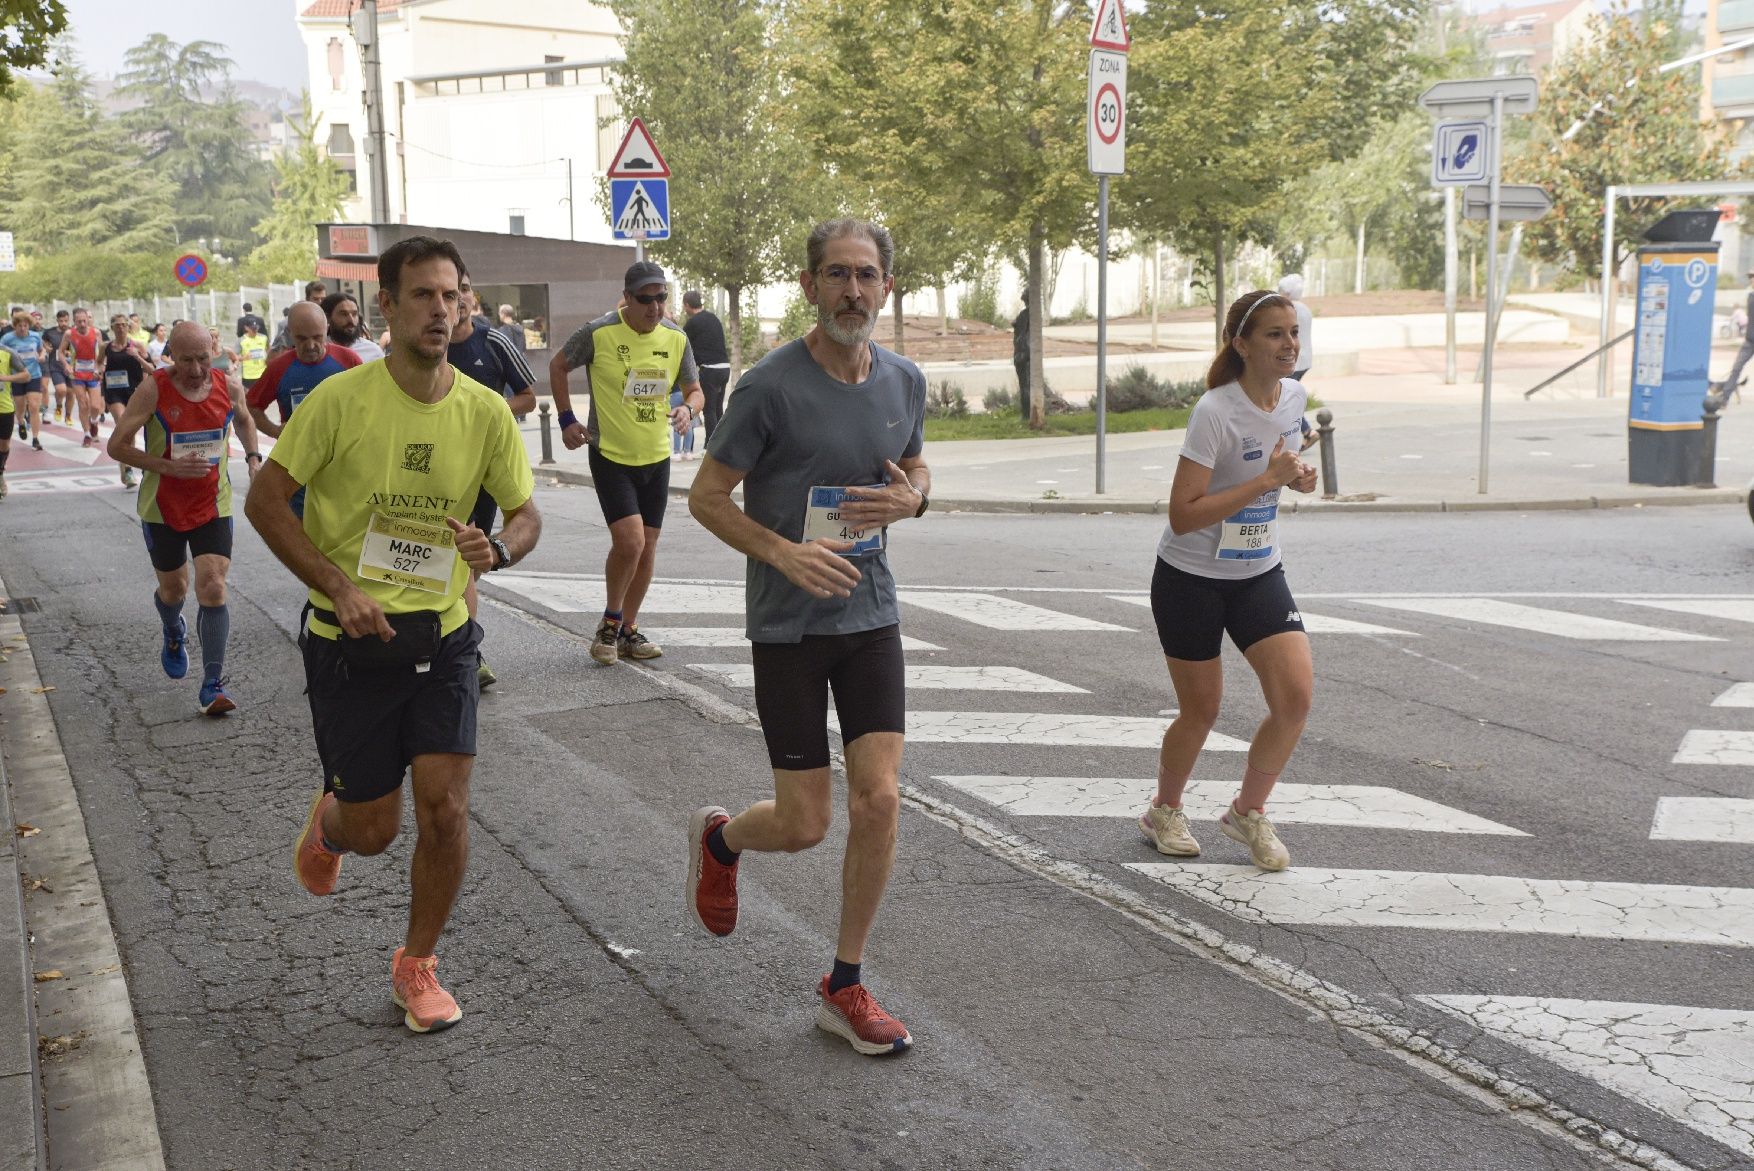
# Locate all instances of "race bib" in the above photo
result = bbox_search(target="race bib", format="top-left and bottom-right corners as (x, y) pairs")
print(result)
(356, 513), (458, 594)
(170, 428), (228, 467)
(288, 390), (310, 412)
(1217, 502), (1277, 561)
(802, 485), (886, 557)
(104, 370), (130, 390)
(74, 358), (97, 375)
(623, 366), (668, 399)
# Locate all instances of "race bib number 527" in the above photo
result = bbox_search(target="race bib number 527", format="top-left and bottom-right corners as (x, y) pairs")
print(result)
(357, 513), (458, 594)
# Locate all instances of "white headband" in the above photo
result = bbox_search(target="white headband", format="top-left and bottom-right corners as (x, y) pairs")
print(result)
(1232, 292), (1287, 339)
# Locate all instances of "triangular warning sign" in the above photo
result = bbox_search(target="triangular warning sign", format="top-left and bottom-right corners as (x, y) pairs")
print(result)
(606, 117), (670, 179)
(614, 180), (668, 237)
(1089, 0), (1130, 51)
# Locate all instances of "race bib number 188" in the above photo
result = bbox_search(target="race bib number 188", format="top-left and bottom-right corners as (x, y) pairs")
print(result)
(1216, 503), (1277, 561)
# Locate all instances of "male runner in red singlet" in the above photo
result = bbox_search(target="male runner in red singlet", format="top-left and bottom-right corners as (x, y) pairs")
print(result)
(60, 307), (106, 446)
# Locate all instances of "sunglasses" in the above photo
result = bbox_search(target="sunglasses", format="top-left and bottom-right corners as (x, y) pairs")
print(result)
(631, 291), (668, 305)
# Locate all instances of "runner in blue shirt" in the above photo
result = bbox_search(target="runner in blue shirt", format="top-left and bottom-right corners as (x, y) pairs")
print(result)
(1, 309), (46, 451)
(245, 302), (361, 518)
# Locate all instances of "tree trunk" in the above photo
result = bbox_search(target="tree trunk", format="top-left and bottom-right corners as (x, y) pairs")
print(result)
(726, 284), (743, 384)
(1354, 221), (1367, 295)
(892, 287), (905, 356)
(1028, 222), (1047, 429)
(937, 284), (949, 335)
(1212, 229), (1226, 348)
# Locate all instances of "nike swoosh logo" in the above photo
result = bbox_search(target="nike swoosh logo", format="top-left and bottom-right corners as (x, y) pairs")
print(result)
(887, 417), (904, 427)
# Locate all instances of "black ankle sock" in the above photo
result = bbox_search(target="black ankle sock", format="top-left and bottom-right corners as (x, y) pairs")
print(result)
(705, 823), (739, 867)
(828, 958), (861, 995)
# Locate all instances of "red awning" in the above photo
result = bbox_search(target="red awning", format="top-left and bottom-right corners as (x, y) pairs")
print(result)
(315, 259), (378, 281)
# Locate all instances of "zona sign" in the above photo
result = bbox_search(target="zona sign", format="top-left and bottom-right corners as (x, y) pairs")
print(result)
(174, 253), (207, 289)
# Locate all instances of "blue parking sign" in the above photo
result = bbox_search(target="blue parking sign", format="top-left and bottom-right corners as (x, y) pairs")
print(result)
(611, 178), (670, 241)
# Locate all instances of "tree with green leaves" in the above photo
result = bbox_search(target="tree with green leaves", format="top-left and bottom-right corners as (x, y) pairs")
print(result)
(9, 53), (177, 256)
(602, 0), (819, 377)
(786, 0), (1087, 426)
(0, 1), (68, 97)
(116, 34), (270, 259)
(1511, 0), (1741, 277)
(245, 98), (352, 283)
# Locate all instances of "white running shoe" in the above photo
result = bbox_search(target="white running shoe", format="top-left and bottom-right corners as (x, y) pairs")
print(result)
(1138, 803), (1200, 856)
(1219, 804), (1290, 871)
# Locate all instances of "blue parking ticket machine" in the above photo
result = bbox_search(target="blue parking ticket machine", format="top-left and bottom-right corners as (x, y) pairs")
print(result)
(1629, 211), (1722, 486)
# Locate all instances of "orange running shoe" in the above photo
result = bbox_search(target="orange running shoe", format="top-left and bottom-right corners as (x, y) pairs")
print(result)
(293, 790), (343, 896)
(391, 947), (462, 1033)
(688, 806), (738, 936)
(816, 977), (913, 1055)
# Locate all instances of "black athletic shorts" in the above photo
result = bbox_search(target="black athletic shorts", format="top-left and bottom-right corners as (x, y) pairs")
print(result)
(468, 486), (497, 536)
(47, 365), (65, 386)
(141, 516), (233, 573)
(302, 616), (481, 804)
(1150, 557), (1306, 661)
(589, 447), (669, 528)
(0, 409), (12, 441)
(751, 624), (906, 770)
(103, 385), (134, 409)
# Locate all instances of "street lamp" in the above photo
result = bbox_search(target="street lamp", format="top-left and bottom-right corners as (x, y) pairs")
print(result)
(1561, 35), (1754, 140)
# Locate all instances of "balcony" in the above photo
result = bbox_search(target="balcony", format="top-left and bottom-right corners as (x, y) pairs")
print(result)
(1712, 70), (1754, 112)
(1721, 0), (1754, 35)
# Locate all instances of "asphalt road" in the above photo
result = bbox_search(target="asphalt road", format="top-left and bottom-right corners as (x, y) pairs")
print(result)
(3, 476), (1752, 1170)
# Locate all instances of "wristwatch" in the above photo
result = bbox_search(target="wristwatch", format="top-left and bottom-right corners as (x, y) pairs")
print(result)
(488, 535), (512, 571)
(912, 488), (929, 518)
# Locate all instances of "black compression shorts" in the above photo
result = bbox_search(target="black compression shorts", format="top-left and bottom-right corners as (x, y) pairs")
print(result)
(588, 447), (669, 528)
(141, 517), (233, 573)
(751, 624), (906, 770)
(1150, 557), (1306, 661)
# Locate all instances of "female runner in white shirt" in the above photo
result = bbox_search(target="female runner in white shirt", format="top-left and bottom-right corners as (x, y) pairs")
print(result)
(1139, 290), (1318, 870)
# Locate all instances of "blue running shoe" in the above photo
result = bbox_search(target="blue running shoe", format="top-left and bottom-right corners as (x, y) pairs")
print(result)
(161, 618), (189, 679)
(198, 676), (235, 717)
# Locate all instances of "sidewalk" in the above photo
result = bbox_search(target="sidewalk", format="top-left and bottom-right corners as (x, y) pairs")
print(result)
(518, 344), (1753, 515)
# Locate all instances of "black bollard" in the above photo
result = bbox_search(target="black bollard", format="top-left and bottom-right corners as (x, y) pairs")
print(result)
(539, 402), (556, 466)
(1316, 408), (1339, 498)
(1697, 397), (1720, 489)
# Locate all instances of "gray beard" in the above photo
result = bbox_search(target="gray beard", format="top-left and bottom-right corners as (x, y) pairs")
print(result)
(819, 303), (875, 347)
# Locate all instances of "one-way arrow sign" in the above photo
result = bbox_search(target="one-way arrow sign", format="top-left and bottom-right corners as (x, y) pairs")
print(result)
(1462, 183), (1553, 223)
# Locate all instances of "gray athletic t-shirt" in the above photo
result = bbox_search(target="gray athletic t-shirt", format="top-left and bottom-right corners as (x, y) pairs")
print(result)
(707, 338), (927, 643)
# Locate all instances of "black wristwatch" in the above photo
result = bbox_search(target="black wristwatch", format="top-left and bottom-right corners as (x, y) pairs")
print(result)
(913, 490), (929, 518)
(488, 535), (512, 571)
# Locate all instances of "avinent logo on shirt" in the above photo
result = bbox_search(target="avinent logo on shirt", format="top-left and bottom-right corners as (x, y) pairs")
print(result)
(366, 490), (458, 510)
(402, 443), (434, 474)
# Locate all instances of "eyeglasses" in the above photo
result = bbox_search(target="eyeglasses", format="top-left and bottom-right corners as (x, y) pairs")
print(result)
(817, 265), (885, 288)
(631, 291), (668, 305)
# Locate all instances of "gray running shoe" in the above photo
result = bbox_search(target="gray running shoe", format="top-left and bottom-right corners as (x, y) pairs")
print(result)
(617, 626), (662, 660)
(1139, 803), (1200, 856)
(1219, 804), (1290, 871)
(590, 618), (620, 665)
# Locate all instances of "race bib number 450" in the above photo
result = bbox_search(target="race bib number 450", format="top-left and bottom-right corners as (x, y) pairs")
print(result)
(1217, 503), (1277, 561)
(357, 513), (458, 594)
(803, 485), (886, 557)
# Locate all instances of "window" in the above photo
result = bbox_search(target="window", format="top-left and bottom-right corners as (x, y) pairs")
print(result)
(509, 214), (526, 236)
(544, 54), (565, 87)
(472, 283), (551, 350)
(328, 122), (356, 160)
(327, 38), (345, 91)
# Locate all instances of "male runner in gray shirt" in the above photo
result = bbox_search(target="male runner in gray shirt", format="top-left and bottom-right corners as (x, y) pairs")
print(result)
(686, 217), (929, 1056)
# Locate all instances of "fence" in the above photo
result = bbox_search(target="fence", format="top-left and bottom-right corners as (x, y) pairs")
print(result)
(38, 284), (303, 333)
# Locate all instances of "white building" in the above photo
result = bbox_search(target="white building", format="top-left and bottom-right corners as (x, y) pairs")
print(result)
(296, 0), (625, 243)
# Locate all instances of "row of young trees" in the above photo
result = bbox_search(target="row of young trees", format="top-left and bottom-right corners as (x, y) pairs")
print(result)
(0, 29), (350, 304)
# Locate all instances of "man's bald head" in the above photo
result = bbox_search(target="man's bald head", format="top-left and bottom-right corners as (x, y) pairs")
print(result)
(288, 301), (330, 365)
(166, 321), (216, 394)
(168, 320), (210, 358)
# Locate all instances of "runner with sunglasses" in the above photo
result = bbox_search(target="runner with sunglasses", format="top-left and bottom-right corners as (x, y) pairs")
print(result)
(548, 261), (704, 664)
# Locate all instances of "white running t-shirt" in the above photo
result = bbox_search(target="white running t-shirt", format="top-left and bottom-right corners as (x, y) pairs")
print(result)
(1157, 378), (1307, 580)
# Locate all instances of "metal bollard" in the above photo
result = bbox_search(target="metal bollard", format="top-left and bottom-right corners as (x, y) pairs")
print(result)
(1697, 397), (1720, 488)
(1316, 408), (1339, 498)
(538, 402), (556, 466)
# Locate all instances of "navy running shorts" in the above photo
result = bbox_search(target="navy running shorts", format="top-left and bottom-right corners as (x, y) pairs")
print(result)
(1150, 557), (1306, 661)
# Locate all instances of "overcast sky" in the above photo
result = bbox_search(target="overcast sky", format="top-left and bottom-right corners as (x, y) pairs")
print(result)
(62, 0), (306, 92)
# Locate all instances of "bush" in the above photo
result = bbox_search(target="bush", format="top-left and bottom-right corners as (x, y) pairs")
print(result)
(1043, 384), (1080, 414)
(1103, 367), (1204, 413)
(982, 386), (1015, 413)
(959, 268), (1003, 328)
(774, 290), (816, 345)
(926, 380), (969, 418)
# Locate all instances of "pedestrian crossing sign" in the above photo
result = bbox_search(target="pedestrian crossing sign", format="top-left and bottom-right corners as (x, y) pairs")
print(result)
(611, 178), (670, 241)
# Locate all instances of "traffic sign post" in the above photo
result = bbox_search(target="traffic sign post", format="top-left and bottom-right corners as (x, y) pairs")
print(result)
(1419, 75), (1542, 494)
(607, 118), (671, 259)
(174, 253), (207, 289)
(1087, 0), (1129, 495)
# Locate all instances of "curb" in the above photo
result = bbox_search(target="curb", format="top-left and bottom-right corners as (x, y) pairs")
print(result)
(531, 463), (1747, 517)
(0, 637), (46, 1171)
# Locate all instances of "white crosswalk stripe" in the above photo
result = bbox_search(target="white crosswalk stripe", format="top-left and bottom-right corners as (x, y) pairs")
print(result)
(492, 574), (744, 614)
(899, 590), (1131, 631)
(1419, 997), (1754, 1160)
(651, 627), (944, 651)
(1124, 865), (1754, 948)
(933, 775), (1528, 834)
(1106, 595), (1417, 636)
(692, 664), (1087, 693)
(1711, 682), (1754, 708)
(1618, 597), (1754, 626)
(1351, 597), (1719, 641)
(1650, 797), (1754, 843)
(835, 711), (1250, 750)
(1672, 729), (1754, 765)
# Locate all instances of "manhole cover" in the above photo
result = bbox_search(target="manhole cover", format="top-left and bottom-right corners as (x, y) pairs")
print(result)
(0, 597), (41, 614)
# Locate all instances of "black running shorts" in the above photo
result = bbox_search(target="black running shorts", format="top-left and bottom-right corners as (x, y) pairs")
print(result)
(302, 617), (481, 804)
(141, 517), (233, 573)
(589, 447), (669, 528)
(1150, 557), (1306, 661)
(103, 385), (134, 409)
(0, 410), (11, 441)
(751, 624), (906, 770)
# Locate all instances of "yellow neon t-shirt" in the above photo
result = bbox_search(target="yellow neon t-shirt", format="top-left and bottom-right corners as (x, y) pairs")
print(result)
(240, 334), (268, 380)
(268, 360), (534, 637)
(0, 350), (13, 414)
(587, 312), (687, 466)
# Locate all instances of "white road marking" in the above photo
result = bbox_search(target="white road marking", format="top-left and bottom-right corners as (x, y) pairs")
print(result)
(1619, 597), (1754, 627)
(1354, 597), (1719, 642)
(1106, 594), (1416, 636)
(30, 428), (102, 465)
(654, 627), (943, 652)
(5, 470), (131, 495)
(898, 590), (1131, 631)
(840, 711), (1249, 751)
(1419, 996), (1754, 1161)
(692, 664), (1087, 693)
(1672, 729), (1754, 766)
(1710, 682), (1754, 708)
(933, 775), (1527, 835)
(1125, 865), (1754, 948)
(1650, 797), (1754, 843)
(492, 574), (744, 614)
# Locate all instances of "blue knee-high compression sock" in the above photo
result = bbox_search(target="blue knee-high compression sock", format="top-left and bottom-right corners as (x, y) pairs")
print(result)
(153, 592), (183, 633)
(196, 604), (229, 683)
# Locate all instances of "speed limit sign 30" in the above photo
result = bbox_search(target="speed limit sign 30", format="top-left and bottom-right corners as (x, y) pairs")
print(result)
(1087, 49), (1127, 175)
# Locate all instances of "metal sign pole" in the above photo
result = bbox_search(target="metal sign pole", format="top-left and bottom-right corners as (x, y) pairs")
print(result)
(1599, 186), (1617, 398)
(1479, 91), (1503, 494)
(1096, 175), (1109, 495)
(1444, 186), (1458, 384)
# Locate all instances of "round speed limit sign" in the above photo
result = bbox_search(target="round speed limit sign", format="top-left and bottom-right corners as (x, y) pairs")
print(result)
(1094, 83), (1122, 145)
(1086, 50), (1127, 174)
